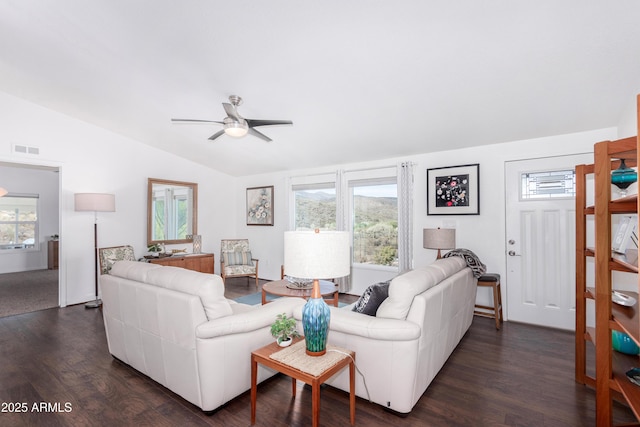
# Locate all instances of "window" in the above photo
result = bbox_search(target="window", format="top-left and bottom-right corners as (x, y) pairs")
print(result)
(292, 183), (336, 231)
(0, 195), (39, 250)
(290, 168), (399, 268)
(350, 180), (398, 267)
(151, 186), (191, 240)
(521, 169), (576, 200)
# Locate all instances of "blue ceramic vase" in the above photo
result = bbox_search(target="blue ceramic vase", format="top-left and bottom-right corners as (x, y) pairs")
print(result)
(302, 280), (330, 356)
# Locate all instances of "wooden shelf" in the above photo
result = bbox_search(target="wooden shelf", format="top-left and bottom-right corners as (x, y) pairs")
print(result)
(612, 250), (639, 272)
(613, 352), (640, 420)
(612, 291), (639, 342)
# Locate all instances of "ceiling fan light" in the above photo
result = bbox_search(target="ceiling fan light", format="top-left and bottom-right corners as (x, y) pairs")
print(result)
(223, 118), (249, 138)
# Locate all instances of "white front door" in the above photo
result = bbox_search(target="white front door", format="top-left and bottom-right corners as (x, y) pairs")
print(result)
(505, 153), (592, 330)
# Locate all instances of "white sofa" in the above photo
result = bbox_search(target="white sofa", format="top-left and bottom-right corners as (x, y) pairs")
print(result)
(294, 256), (477, 414)
(100, 260), (306, 412)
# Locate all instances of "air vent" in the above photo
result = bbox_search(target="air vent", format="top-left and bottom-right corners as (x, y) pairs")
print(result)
(12, 144), (40, 156)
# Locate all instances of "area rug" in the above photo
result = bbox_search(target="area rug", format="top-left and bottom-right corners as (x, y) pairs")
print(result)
(234, 292), (347, 307)
(0, 269), (58, 318)
(234, 292), (279, 305)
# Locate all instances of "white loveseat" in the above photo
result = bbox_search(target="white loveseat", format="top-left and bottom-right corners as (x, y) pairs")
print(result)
(100, 260), (306, 412)
(294, 256), (476, 414)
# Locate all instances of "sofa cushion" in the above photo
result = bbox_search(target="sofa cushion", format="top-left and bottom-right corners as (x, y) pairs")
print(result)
(109, 260), (163, 282)
(352, 281), (390, 316)
(143, 266), (233, 321)
(376, 257), (466, 320)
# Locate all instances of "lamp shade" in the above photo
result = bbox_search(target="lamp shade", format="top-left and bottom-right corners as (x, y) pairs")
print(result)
(74, 193), (116, 212)
(0, 187), (7, 197)
(423, 228), (455, 250)
(284, 231), (350, 280)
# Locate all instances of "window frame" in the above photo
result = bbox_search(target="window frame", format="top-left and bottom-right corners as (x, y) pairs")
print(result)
(288, 167), (399, 270)
(0, 193), (40, 252)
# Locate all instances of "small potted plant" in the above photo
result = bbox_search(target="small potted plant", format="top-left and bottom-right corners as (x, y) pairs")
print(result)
(270, 313), (300, 347)
(147, 243), (164, 257)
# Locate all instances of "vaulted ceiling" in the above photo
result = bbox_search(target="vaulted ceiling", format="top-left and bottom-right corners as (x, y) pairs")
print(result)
(1, 1), (640, 176)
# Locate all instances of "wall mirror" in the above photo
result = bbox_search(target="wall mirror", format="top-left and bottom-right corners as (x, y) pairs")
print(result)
(147, 178), (198, 245)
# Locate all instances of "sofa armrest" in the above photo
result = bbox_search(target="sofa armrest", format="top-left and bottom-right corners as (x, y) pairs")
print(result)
(293, 305), (421, 341)
(196, 297), (306, 339)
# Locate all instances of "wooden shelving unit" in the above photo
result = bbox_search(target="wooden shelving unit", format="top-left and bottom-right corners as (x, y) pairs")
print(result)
(576, 94), (640, 426)
(576, 162), (596, 388)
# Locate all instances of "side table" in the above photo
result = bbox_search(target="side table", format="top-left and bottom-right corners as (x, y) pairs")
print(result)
(251, 338), (355, 427)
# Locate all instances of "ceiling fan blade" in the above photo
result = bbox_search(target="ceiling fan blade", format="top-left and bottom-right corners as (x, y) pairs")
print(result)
(246, 119), (293, 127)
(171, 118), (224, 124)
(223, 103), (241, 121)
(248, 127), (272, 142)
(208, 129), (226, 141)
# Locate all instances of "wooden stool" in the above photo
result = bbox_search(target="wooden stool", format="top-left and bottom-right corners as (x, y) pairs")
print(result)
(474, 273), (503, 330)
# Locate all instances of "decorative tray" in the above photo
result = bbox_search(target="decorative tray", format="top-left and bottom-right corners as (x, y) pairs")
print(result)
(613, 290), (637, 307)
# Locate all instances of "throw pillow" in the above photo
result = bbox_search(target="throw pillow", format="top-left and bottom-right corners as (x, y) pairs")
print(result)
(352, 281), (390, 316)
(239, 250), (253, 265)
(222, 251), (235, 266)
(223, 251), (253, 266)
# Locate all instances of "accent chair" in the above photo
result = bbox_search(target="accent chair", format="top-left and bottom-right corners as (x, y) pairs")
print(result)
(220, 239), (259, 289)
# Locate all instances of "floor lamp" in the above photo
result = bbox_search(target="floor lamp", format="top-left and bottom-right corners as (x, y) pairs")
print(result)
(74, 193), (116, 309)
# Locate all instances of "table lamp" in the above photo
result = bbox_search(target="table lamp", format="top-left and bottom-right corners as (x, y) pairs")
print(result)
(284, 230), (350, 356)
(423, 227), (456, 259)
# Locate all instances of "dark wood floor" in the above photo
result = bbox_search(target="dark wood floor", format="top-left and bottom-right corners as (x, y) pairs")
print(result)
(0, 276), (636, 426)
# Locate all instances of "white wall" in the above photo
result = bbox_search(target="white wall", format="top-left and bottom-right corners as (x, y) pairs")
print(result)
(0, 165), (59, 272)
(234, 127), (618, 306)
(0, 91), (236, 306)
(617, 93), (639, 138)
(0, 86), (629, 316)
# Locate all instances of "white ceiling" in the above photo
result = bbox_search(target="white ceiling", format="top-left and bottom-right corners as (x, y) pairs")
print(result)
(1, 1), (640, 176)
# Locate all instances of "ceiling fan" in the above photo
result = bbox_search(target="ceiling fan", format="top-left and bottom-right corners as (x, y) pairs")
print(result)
(171, 95), (292, 142)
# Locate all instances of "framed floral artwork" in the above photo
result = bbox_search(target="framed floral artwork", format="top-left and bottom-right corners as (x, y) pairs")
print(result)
(427, 164), (480, 215)
(246, 186), (274, 225)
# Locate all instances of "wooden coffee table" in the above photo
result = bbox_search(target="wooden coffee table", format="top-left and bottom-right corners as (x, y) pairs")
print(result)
(251, 338), (355, 427)
(262, 279), (339, 306)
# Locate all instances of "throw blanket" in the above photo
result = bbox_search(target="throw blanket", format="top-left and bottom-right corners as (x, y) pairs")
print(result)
(443, 248), (486, 278)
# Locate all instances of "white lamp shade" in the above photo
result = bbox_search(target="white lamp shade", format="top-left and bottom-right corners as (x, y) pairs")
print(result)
(0, 187), (7, 197)
(284, 231), (350, 280)
(423, 228), (455, 250)
(74, 193), (116, 212)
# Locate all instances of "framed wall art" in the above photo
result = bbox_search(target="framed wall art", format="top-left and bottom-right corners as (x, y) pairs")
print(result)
(246, 185), (274, 226)
(427, 163), (480, 215)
